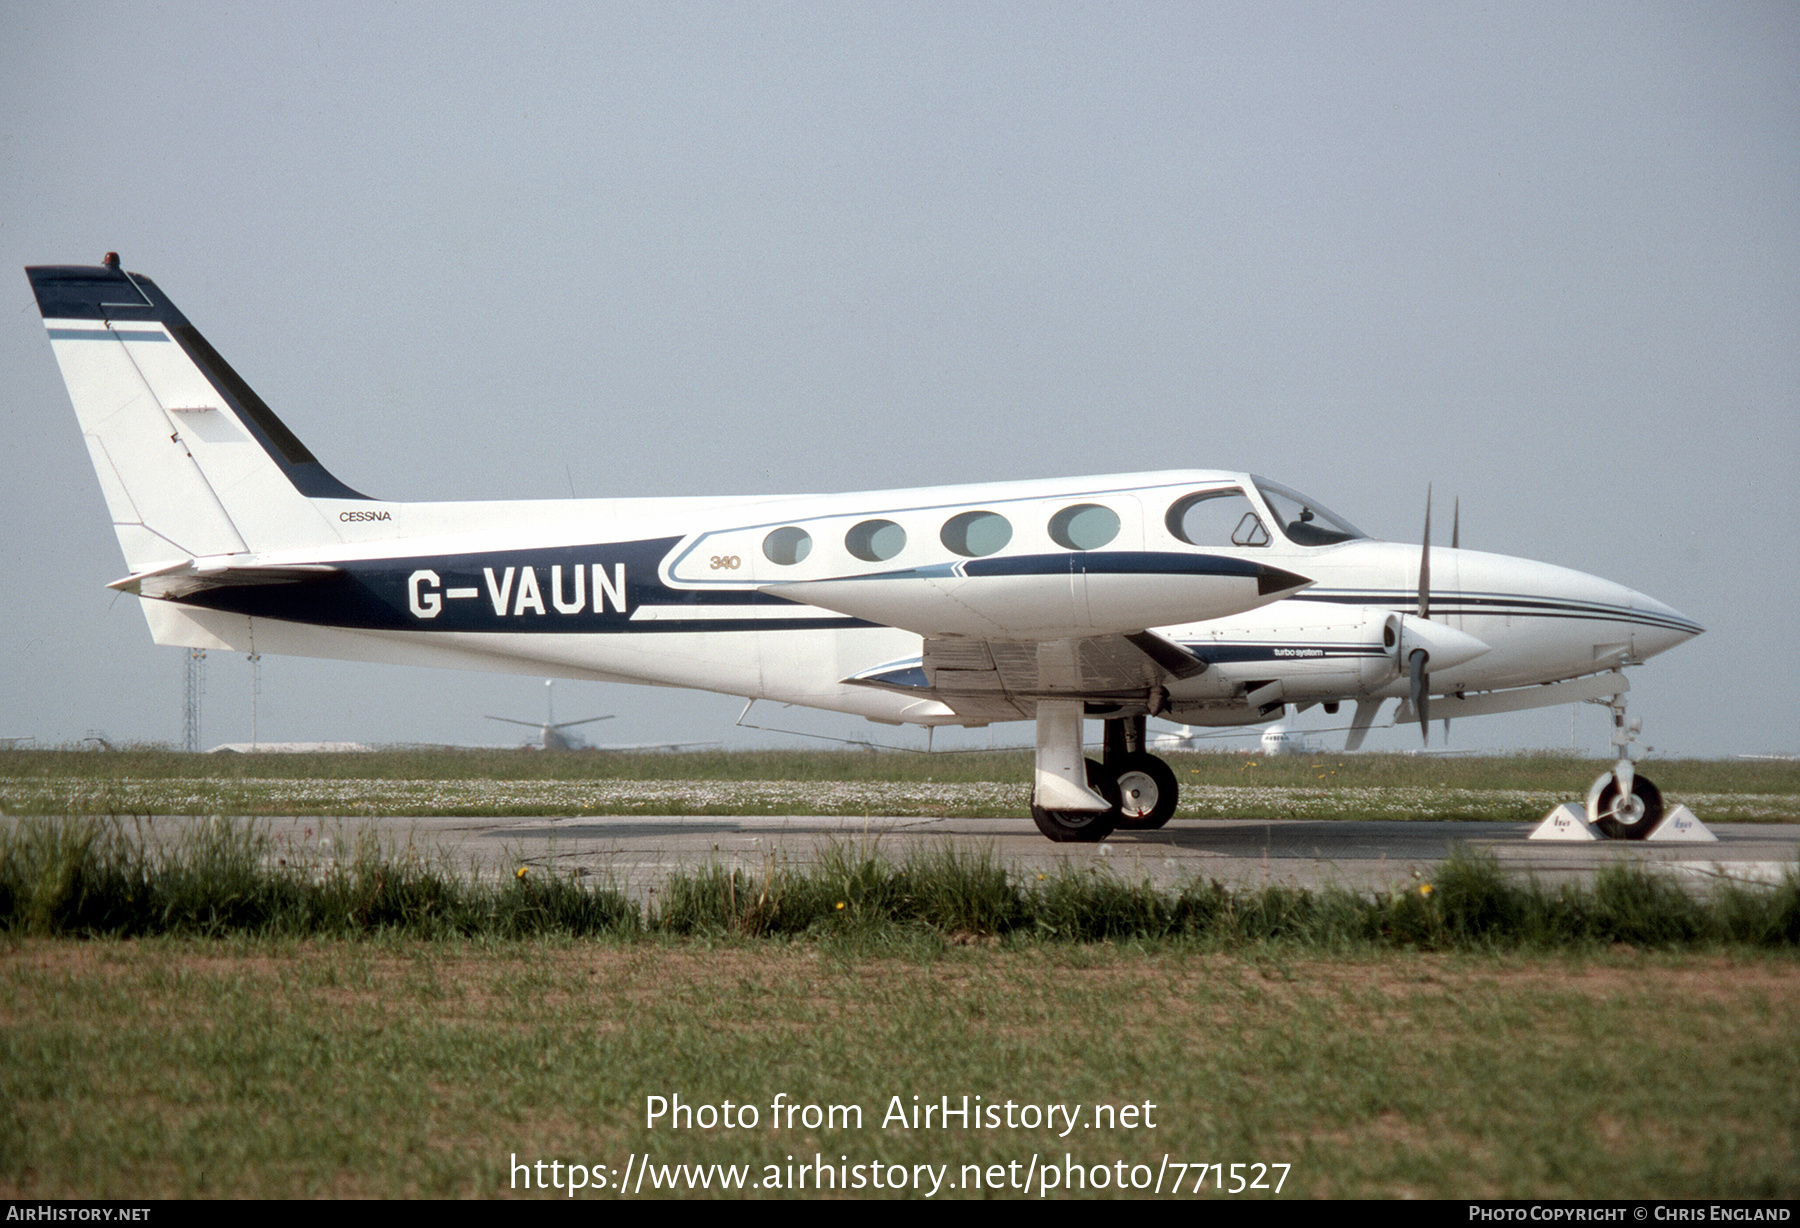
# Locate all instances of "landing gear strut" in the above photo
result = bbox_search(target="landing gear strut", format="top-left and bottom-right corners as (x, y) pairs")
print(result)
(1028, 709), (1182, 841)
(1103, 716), (1179, 831)
(1585, 690), (1664, 840)
(1030, 700), (1118, 842)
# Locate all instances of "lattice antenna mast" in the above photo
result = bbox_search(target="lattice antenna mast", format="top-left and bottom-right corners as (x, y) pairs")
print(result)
(249, 652), (263, 748)
(183, 648), (207, 753)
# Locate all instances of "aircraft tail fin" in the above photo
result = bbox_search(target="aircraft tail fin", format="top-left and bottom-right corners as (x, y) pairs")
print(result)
(27, 256), (365, 573)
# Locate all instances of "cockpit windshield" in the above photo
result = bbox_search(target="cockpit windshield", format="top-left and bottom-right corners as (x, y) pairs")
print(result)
(1252, 479), (1365, 546)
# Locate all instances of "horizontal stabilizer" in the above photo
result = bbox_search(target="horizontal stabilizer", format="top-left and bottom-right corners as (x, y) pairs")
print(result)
(485, 715), (615, 730)
(108, 559), (343, 601)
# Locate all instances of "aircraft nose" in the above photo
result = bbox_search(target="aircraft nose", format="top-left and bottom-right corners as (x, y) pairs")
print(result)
(1628, 589), (1704, 660)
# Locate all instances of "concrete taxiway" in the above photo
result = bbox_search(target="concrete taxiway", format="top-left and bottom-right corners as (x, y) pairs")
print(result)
(166, 814), (1800, 900)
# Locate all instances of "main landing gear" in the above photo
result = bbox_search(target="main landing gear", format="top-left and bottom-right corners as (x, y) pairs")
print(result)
(1029, 706), (1180, 842)
(1585, 692), (1665, 840)
(1029, 759), (1120, 843)
(1102, 716), (1179, 831)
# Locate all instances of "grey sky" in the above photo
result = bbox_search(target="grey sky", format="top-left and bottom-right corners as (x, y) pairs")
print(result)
(4, 2), (1795, 756)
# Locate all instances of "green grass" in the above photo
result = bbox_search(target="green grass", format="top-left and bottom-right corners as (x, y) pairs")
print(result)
(7, 745), (1800, 790)
(2, 816), (1795, 1199)
(4, 817), (1796, 950)
(1, 938), (1793, 1198)
(4, 747), (1798, 821)
(0, 816), (638, 940)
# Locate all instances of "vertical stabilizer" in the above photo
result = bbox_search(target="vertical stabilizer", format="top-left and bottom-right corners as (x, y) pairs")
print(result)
(27, 258), (365, 572)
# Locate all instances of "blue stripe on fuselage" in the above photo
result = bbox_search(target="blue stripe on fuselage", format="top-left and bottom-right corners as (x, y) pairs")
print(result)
(809, 551), (1268, 584)
(1180, 643), (1388, 665)
(178, 536), (876, 634)
(1289, 590), (1702, 635)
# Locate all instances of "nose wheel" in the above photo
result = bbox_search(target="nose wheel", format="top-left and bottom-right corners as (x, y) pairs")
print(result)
(1584, 688), (1666, 839)
(1588, 771), (1664, 840)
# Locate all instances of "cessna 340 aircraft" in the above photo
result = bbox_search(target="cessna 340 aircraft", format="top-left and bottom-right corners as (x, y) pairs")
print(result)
(28, 256), (1703, 842)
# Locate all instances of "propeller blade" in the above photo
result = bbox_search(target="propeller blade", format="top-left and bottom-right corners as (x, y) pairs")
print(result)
(1408, 648), (1430, 743)
(1451, 496), (1460, 551)
(1418, 485), (1432, 621)
(1345, 698), (1381, 752)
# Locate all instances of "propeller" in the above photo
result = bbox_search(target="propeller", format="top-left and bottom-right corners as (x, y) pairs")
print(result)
(1409, 645), (1430, 740)
(1440, 493), (1454, 738)
(1409, 486), (1432, 743)
(1407, 490), (1466, 744)
(1443, 496), (1458, 742)
(1417, 485), (1431, 620)
(1353, 488), (1471, 754)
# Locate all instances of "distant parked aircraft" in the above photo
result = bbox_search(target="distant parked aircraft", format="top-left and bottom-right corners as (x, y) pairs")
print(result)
(486, 680), (614, 751)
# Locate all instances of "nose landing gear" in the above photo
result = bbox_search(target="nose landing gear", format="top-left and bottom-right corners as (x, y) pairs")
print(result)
(1588, 770), (1665, 839)
(1584, 692), (1665, 840)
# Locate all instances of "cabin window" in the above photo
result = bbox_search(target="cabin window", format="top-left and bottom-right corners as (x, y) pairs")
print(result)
(1167, 489), (1269, 547)
(1048, 503), (1120, 551)
(762, 525), (812, 566)
(846, 518), (907, 562)
(940, 510), (1012, 557)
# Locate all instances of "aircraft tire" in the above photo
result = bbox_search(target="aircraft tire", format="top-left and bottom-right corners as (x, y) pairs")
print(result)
(1109, 753), (1179, 830)
(1592, 773), (1665, 840)
(1030, 761), (1119, 843)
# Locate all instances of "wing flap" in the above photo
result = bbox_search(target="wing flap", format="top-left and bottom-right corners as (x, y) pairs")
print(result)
(846, 630), (1209, 721)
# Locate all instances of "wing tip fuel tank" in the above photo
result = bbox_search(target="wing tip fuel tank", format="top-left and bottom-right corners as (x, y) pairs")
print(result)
(765, 554), (1311, 641)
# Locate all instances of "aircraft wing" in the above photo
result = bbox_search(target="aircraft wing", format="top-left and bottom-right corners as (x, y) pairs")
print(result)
(766, 551), (1299, 722)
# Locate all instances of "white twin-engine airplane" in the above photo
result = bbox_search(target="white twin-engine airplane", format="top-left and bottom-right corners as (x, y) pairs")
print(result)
(29, 256), (1704, 842)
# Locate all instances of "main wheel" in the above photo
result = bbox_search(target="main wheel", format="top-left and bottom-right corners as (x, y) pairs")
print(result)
(1109, 752), (1179, 830)
(1592, 773), (1664, 840)
(1030, 760), (1119, 843)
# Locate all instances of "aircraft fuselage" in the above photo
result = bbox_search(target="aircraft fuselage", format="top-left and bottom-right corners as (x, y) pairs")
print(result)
(139, 475), (1699, 733)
